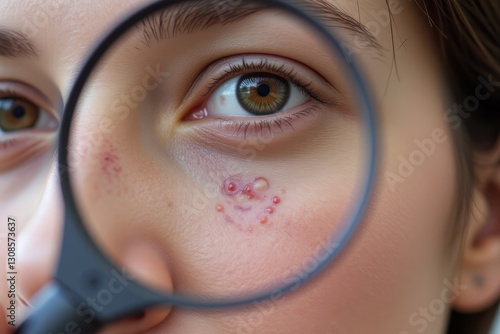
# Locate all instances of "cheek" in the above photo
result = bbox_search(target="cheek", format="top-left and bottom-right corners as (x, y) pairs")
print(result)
(316, 126), (459, 330)
(229, 145), (458, 333)
(70, 134), (130, 204)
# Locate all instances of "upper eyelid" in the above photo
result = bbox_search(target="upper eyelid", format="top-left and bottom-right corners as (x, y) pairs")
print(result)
(195, 55), (336, 103)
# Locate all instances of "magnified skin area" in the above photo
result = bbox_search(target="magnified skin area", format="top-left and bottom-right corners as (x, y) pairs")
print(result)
(0, 0), (483, 333)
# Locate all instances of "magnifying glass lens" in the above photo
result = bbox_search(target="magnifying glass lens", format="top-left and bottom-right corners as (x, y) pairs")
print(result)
(63, 0), (376, 315)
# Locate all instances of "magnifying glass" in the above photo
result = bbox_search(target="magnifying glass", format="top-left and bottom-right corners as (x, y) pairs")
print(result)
(16, 0), (378, 332)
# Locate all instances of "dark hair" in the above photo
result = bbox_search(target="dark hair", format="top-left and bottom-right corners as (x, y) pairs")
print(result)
(418, 0), (500, 333)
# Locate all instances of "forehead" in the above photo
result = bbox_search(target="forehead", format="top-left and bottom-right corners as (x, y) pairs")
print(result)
(0, 0), (420, 93)
(0, 0), (149, 69)
(0, 0), (393, 50)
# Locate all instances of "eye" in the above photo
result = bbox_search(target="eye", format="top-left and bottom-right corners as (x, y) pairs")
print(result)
(0, 96), (56, 133)
(0, 87), (59, 171)
(182, 56), (334, 139)
(205, 72), (309, 117)
(1, 97), (39, 131)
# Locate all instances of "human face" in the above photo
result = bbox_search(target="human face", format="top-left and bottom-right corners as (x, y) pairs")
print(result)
(0, 0), (461, 333)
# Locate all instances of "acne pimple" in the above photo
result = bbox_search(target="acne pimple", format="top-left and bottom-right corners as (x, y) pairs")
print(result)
(217, 175), (283, 230)
(224, 214), (234, 224)
(253, 177), (269, 192)
(101, 146), (122, 181)
(222, 178), (240, 196)
(89, 141), (128, 198)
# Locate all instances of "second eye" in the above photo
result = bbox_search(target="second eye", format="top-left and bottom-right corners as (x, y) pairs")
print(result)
(206, 73), (310, 117)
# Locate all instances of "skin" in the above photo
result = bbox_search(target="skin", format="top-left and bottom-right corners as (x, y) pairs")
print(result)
(1, 0), (499, 333)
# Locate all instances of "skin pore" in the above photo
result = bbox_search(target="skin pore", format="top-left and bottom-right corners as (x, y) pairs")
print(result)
(1, 0), (499, 333)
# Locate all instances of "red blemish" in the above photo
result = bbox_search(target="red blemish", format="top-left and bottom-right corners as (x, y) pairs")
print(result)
(242, 185), (252, 196)
(223, 178), (240, 196)
(253, 177), (269, 192)
(103, 153), (115, 163)
(234, 205), (251, 212)
(220, 96), (226, 105)
(221, 176), (270, 200)
(101, 147), (121, 182)
(218, 175), (282, 229)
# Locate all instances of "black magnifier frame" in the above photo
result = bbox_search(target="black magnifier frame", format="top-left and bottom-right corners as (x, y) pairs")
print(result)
(15, 0), (378, 333)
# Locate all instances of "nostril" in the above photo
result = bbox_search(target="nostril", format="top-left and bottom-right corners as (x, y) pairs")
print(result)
(95, 241), (174, 334)
(99, 308), (171, 334)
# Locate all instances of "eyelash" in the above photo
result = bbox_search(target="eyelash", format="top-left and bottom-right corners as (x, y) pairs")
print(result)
(201, 58), (329, 138)
(0, 89), (20, 99)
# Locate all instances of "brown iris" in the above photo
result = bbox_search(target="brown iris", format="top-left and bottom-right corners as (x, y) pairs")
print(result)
(0, 98), (40, 132)
(237, 73), (290, 115)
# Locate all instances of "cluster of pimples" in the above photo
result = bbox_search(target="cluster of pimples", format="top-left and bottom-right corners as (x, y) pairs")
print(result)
(216, 176), (282, 229)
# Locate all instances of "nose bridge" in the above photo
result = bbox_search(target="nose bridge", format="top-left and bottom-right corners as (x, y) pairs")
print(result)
(17, 163), (64, 302)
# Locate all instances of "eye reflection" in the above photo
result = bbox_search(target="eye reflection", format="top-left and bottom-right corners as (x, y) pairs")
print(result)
(0, 98), (40, 132)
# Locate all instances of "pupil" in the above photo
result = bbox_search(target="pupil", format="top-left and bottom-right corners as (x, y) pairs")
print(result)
(257, 84), (271, 97)
(12, 106), (26, 119)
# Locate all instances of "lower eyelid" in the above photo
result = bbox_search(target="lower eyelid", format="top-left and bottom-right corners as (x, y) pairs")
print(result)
(206, 104), (323, 139)
(0, 131), (54, 172)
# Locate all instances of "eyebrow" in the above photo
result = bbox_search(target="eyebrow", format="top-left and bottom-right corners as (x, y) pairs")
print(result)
(138, 0), (382, 50)
(0, 28), (38, 58)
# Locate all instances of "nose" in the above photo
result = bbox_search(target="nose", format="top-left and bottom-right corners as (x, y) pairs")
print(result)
(16, 163), (174, 333)
(17, 166), (62, 305)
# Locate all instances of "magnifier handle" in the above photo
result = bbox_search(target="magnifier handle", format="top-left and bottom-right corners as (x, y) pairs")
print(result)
(15, 283), (101, 334)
